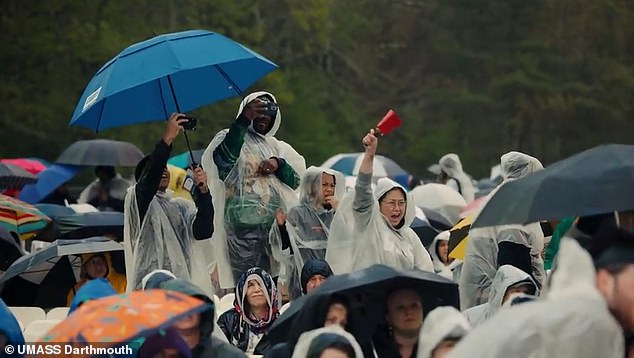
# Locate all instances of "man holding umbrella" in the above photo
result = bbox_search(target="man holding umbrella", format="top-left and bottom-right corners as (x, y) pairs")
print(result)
(124, 113), (215, 294)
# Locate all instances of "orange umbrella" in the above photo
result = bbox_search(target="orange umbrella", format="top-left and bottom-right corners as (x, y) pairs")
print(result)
(40, 289), (209, 348)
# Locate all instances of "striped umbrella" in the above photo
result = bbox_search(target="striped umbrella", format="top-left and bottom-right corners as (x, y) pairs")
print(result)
(448, 215), (473, 260)
(0, 194), (52, 240)
(0, 163), (37, 190)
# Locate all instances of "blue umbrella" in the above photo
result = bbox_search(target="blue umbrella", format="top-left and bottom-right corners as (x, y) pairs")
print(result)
(167, 149), (205, 169)
(69, 29), (278, 132)
(19, 164), (81, 204)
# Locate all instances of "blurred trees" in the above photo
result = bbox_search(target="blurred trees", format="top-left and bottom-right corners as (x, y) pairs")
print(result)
(0, 0), (631, 180)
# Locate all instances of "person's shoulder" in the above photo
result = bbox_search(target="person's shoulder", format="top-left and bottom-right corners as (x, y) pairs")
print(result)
(209, 337), (247, 357)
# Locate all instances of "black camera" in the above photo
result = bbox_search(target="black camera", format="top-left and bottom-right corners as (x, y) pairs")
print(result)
(180, 116), (197, 130)
(259, 97), (278, 119)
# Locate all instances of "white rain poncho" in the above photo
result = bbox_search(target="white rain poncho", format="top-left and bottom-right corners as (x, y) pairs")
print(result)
(463, 265), (538, 327)
(429, 231), (462, 281)
(201, 91), (306, 288)
(438, 154), (475, 203)
(326, 173), (433, 274)
(292, 325), (364, 358)
(417, 306), (471, 358)
(123, 189), (213, 296)
(78, 175), (131, 203)
(447, 238), (624, 358)
(269, 166), (345, 299)
(458, 151), (545, 309)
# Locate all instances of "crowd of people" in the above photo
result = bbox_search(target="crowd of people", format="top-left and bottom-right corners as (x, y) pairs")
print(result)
(1, 91), (633, 358)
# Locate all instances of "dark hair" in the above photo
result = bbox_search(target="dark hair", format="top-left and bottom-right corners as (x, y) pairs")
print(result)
(306, 333), (356, 358)
(95, 166), (116, 179)
(591, 227), (634, 270)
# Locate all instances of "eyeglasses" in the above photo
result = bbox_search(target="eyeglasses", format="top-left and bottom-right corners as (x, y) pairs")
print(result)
(381, 200), (406, 208)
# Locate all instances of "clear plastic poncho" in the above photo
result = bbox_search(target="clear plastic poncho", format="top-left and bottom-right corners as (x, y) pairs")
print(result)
(462, 264), (538, 327)
(326, 173), (433, 274)
(269, 166), (345, 299)
(291, 325), (364, 358)
(429, 231), (462, 281)
(417, 306), (471, 358)
(123, 188), (213, 296)
(78, 175), (131, 203)
(438, 154), (475, 203)
(459, 151), (545, 309)
(447, 238), (624, 358)
(201, 91), (306, 289)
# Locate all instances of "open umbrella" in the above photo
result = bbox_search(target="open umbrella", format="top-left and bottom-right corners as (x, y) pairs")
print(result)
(472, 144), (634, 228)
(18, 164), (81, 204)
(448, 216), (473, 260)
(40, 289), (210, 346)
(0, 194), (52, 240)
(167, 149), (205, 169)
(411, 183), (467, 225)
(411, 206), (453, 247)
(0, 158), (47, 175)
(68, 29), (278, 162)
(56, 139), (144, 167)
(0, 163), (37, 190)
(321, 153), (409, 177)
(55, 211), (124, 240)
(0, 237), (123, 308)
(268, 264), (458, 354)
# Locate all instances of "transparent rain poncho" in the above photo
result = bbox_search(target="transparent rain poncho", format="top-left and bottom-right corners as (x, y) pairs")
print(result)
(326, 174), (433, 274)
(447, 239), (624, 358)
(459, 151), (545, 309)
(78, 175), (131, 203)
(201, 91), (306, 288)
(269, 166), (345, 299)
(417, 306), (471, 358)
(123, 189), (213, 296)
(291, 325), (365, 358)
(429, 231), (462, 281)
(438, 154), (475, 203)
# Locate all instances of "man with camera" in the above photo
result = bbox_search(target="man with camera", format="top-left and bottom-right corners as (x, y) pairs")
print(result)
(123, 113), (215, 295)
(201, 91), (306, 288)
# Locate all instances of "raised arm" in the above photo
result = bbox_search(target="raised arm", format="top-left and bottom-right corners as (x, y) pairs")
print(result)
(352, 130), (378, 226)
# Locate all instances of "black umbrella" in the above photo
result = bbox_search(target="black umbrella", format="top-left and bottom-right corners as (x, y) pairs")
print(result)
(472, 144), (634, 228)
(56, 139), (144, 166)
(0, 226), (23, 272)
(268, 265), (458, 355)
(56, 211), (124, 240)
(0, 163), (37, 189)
(411, 207), (453, 247)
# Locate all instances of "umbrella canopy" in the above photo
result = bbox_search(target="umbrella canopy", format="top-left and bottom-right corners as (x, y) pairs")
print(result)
(0, 226), (23, 272)
(321, 153), (409, 177)
(0, 237), (123, 286)
(56, 211), (124, 240)
(0, 194), (52, 240)
(269, 264), (458, 353)
(18, 164), (81, 204)
(69, 29), (278, 132)
(56, 139), (144, 167)
(0, 158), (47, 175)
(448, 216), (473, 260)
(472, 144), (634, 228)
(35, 204), (76, 219)
(411, 206), (453, 247)
(0, 163), (37, 190)
(40, 289), (210, 346)
(167, 149), (205, 169)
(411, 183), (467, 225)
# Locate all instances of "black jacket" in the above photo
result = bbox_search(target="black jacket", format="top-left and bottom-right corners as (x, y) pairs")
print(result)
(217, 308), (273, 355)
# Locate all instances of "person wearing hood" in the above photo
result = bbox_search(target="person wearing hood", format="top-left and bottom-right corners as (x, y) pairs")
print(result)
(463, 265), (538, 327)
(326, 130), (433, 274)
(417, 306), (470, 358)
(201, 91), (306, 288)
(217, 267), (279, 355)
(160, 279), (246, 358)
(428, 231), (461, 281)
(447, 238), (624, 358)
(68, 277), (117, 314)
(270, 167), (344, 300)
(138, 327), (192, 358)
(300, 259), (334, 295)
(437, 154), (475, 204)
(291, 326), (364, 358)
(459, 151), (545, 309)
(78, 165), (131, 212)
(141, 269), (177, 290)
(123, 114), (214, 294)
(0, 298), (25, 358)
(592, 228), (634, 350)
(67, 252), (126, 305)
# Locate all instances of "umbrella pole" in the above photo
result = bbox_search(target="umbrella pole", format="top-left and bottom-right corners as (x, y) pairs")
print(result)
(166, 75), (197, 167)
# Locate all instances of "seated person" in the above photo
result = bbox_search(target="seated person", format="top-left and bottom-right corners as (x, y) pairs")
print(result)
(373, 288), (424, 358)
(67, 252), (126, 305)
(301, 259), (334, 295)
(417, 306), (471, 358)
(292, 326), (363, 358)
